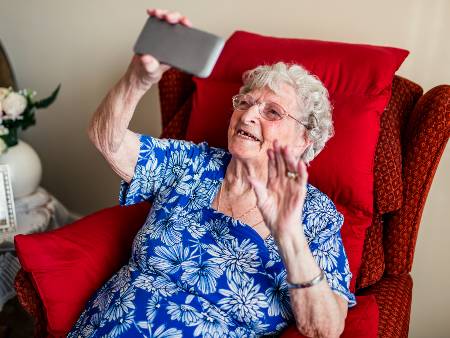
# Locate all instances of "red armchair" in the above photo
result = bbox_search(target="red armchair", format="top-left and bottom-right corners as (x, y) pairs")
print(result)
(14, 69), (449, 337)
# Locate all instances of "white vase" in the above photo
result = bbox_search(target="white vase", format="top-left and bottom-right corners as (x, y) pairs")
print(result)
(0, 140), (42, 199)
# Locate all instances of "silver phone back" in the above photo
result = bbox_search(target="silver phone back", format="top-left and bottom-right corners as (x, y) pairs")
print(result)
(134, 17), (225, 78)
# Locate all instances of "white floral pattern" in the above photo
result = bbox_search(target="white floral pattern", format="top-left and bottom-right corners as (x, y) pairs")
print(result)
(68, 135), (356, 338)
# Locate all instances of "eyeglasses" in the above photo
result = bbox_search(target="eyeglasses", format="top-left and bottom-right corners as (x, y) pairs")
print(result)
(232, 94), (312, 129)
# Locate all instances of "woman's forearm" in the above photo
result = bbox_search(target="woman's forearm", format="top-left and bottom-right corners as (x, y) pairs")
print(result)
(88, 73), (148, 155)
(276, 226), (346, 338)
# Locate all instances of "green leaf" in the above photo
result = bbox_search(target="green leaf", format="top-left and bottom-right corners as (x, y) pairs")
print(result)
(1, 128), (18, 147)
(34, 84), (61, 109)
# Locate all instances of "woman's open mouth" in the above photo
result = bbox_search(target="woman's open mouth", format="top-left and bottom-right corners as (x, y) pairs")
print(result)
(236, 129), (261, 142)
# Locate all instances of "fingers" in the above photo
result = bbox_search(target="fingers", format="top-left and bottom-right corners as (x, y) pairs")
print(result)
(147, 8), (193, 27)
(273, 140), (285, 176)
(140, 55), (160, 72)
(147, 8), (169, 18)
(245, 163), (269, 205)
(180, 16), (193, 27)
(248, 176), (268, 205)
(270, 140), (308, 185)
(297, 159), (308, 186)
(282, 145), (297, 175)
(159, 63), (171, 73)
(267, 149), (277, 181)
(139, 55), (171, 73)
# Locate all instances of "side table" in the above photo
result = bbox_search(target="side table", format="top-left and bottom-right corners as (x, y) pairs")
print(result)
(0, 187), (76, 310)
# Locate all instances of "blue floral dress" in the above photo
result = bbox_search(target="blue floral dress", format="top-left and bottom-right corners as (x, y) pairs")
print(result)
(69, 135), (356, 338)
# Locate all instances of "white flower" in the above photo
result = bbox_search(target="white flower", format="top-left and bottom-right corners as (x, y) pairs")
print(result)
(2, 92), (27, 118)
(0, 138), (7, 154)
(0, 87), (10, 102)
(265, 271), (292, 319)
(193, 305), (230, 337)
(218, 276), (268, 324)
(207, 238), (261, 282)
(104, 287), (135, 321)
(181, 258), (223, 294)
(146, 293), (162, 322)
(166, 301), (202, 325)
(147, 243), (190, 274)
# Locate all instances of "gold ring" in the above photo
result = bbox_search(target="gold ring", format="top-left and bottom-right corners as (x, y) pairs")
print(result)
(286, 171), (298, 179)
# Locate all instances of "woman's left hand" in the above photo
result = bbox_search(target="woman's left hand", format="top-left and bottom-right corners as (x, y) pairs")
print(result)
(248, 140), (308, 240)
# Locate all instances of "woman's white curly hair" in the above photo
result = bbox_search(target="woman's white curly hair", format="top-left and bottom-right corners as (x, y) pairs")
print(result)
(239, 62), (334, 164)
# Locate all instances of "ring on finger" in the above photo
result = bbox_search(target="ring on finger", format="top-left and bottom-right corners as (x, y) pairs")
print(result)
(286, 171), (298, 179)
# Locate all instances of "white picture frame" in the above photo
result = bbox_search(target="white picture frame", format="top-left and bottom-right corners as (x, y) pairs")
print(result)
(0, 165), (16, 234)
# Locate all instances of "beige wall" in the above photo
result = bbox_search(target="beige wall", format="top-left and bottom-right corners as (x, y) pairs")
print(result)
(0, 0), (448, 336)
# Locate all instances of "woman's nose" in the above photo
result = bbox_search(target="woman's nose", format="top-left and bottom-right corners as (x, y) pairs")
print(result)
(241, 103), (261, 123)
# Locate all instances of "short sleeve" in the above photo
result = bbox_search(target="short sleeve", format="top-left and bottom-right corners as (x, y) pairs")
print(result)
(303, 185), (357, 307)
(119, 134), (205, 206)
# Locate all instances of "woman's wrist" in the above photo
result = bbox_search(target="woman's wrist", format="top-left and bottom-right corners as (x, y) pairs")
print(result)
(122, 69), (153, 98)
(112, 75), (148, 110)
(276, 230), (308, 262)
(272, 215), (305, 244)
(275, 223), (322, 283)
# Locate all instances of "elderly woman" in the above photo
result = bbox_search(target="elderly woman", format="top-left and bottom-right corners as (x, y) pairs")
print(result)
(69, 9), (355, 338)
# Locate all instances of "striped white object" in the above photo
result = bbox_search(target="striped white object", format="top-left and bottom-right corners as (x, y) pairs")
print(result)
(0, 252), (20, 310)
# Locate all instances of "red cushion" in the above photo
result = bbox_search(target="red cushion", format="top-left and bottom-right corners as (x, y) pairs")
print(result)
(185, 31), (408, 291)
(14, 202), (150, 336)
(280, 295), (379, 337)
(186, 80), (241, 147)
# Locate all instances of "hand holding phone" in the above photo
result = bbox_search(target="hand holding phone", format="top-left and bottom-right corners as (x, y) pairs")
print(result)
(124, 10), (193, 91)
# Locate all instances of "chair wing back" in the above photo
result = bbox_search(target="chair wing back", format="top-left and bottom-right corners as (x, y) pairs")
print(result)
(384, 83), (450, 274)
(159, 69), (195, 139)
(358, 76), (422, 288)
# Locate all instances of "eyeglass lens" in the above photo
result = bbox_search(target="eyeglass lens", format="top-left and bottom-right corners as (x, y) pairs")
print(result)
(235, 95), (285, 121)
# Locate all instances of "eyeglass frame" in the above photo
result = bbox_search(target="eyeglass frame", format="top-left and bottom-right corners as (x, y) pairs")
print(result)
(232, 94), (314, 130)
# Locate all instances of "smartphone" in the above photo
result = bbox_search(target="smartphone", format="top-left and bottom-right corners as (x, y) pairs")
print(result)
(133, 17), (225, 78)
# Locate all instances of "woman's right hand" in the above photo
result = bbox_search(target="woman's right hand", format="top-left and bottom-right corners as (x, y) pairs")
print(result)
(125, 9), (193, 92)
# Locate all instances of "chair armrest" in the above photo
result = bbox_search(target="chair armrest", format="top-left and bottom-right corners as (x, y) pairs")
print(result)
(281, 274), (412, 338)
(384, 84), (450, 274)
(14, 269), (47, 338)
(359, 274), (413, 338)
(14, 202), (150, 337)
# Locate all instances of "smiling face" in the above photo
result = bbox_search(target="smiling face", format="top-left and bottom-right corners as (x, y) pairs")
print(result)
(227, 83), (311, 164)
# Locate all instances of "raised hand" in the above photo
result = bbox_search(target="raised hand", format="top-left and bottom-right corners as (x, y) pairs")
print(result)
(125, 9), (192, 92)
(248, 140), (308, 240)
(147, 8), (192, 27)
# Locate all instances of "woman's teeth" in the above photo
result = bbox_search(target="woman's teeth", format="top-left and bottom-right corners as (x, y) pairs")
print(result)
(237, 130), (260, 142)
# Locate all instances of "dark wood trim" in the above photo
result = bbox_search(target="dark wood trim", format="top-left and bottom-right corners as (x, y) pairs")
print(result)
(0, 40), (17, 90)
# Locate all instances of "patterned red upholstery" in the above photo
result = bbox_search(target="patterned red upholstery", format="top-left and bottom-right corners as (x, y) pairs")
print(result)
(359, 274), (413, 338)
(374, 76), (423, 214)
(384, 84), (450, 274)
(14, 269), (47, 338)
(357, 76), (423, 289)
(158, 69), (195, 129)
(14, 69), (450, 338)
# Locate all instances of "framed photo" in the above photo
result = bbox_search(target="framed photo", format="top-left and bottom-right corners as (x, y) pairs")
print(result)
(0, 165), (16, 234)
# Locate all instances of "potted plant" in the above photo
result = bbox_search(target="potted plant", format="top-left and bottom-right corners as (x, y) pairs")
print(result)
(0, 85), (60, 198)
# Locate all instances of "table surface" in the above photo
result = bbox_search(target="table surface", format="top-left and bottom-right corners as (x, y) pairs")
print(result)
(0, 187), (73, 250)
